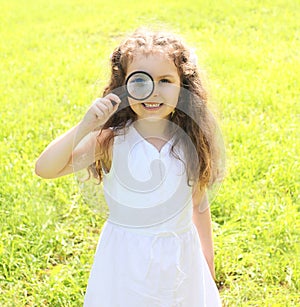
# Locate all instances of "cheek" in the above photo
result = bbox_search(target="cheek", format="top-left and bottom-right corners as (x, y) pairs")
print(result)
(164, 86), (180, 105)
(128, 99), (140, 112)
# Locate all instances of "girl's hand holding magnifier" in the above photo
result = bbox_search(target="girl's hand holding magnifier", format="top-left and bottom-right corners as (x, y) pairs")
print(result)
(80, 71), (153, 133)
(81, 93), (121, 132)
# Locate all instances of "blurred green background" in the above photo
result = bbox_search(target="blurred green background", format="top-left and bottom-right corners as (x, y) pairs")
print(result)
(0, 0), (299, 306)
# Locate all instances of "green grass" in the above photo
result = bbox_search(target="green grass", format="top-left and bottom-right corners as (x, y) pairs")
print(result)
(0, 0), (299, 306)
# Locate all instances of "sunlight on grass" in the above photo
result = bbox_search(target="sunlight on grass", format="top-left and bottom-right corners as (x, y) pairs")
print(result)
(1, 0), (299, 306)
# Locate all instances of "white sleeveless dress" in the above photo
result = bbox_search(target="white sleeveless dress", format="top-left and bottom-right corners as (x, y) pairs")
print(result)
(84, 124), (221, 307)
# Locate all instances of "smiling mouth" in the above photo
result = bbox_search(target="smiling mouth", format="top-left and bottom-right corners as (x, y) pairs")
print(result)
(142, 103), (163, 110)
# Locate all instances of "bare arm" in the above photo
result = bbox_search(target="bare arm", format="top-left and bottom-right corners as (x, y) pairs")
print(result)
(35, 94), (120, 179)
(192, 188), (216, 280)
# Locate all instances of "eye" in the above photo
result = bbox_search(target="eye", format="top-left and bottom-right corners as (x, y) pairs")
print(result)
(133, 77), (146, 85)
(160, 78), (171, 83)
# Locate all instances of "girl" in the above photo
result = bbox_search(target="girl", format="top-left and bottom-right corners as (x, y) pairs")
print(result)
(36, 28), (223, 306)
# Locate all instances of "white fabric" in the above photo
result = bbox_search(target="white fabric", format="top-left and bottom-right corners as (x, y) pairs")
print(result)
(84, 124), (222, 306)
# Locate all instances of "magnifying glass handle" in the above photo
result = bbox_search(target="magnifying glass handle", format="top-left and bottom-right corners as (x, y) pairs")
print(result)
(119, 92), (127, 100)
(111, 92), (127, 106)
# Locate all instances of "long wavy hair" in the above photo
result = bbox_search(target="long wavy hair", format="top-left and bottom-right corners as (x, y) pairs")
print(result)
(89, 28), (224, 191)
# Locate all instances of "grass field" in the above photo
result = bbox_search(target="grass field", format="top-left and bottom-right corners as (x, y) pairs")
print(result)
(0, 0), (299, 306)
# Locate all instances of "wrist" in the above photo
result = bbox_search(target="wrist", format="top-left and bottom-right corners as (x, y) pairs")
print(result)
(77, 120), (94, 136)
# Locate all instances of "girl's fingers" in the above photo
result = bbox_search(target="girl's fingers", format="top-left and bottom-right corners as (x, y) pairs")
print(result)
(96, 99), (111, 115)
(84, 94), (121, 129)
(105, 93), (122, 106)
(95, 97), (118, 112)
(92, 100), (110, 119)
(91, 105), (104, 119)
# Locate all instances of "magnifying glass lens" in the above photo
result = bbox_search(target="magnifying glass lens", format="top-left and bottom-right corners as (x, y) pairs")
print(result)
(126, 72), (154, 100)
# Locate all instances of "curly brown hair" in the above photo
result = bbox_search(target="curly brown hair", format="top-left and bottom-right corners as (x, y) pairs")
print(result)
(90, 28), (224, 191)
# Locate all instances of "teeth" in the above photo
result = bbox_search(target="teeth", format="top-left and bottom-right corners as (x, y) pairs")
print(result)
(144, 103), (161, 108)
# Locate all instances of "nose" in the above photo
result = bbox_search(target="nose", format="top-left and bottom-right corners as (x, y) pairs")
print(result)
(150, 81), (160, 97)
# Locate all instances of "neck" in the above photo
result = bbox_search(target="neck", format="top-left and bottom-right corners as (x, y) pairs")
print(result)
(133, 118), (171, 140)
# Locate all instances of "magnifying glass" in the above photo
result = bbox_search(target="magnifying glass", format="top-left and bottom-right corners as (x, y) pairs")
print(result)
(112, 71), (154, 104)
(125, 71), (154, 101)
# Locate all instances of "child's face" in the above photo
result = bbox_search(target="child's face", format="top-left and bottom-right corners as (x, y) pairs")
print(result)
(125, 53), (181, 121)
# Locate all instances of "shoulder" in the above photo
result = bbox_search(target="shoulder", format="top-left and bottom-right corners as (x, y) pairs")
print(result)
(95, 126), (131, 173)
(95, 123), (133, 153)
(94, 128), (114, 158)
(192, 186), (209, 212)
(96, 127), (114, 143)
